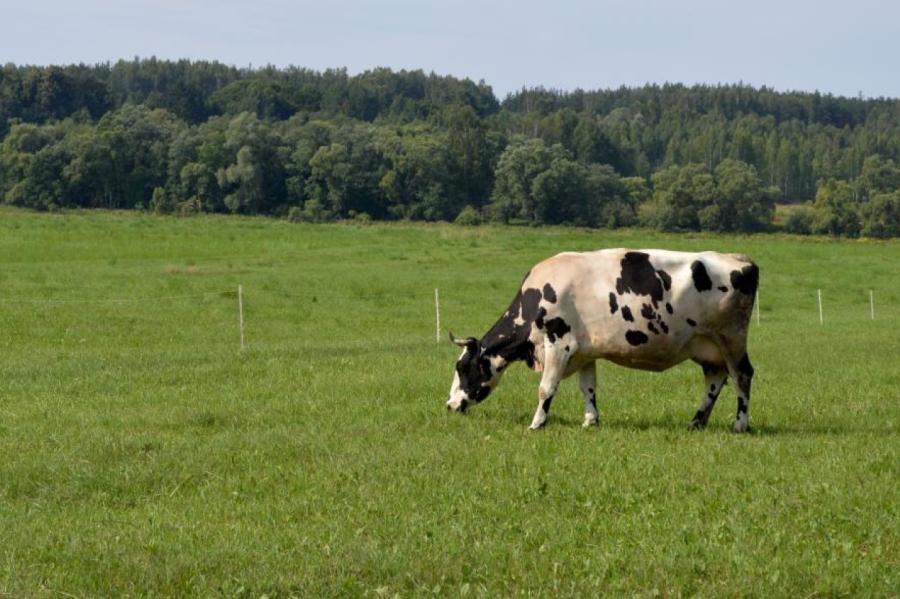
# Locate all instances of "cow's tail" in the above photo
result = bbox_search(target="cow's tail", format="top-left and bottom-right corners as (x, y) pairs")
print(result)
(729, 256), (758, 327)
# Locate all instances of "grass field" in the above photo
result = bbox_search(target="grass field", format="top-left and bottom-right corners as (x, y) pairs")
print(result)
(0, 206), (898, 597)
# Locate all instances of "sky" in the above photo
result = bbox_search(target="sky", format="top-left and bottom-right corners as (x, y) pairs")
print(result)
(3, 0), (899, 99)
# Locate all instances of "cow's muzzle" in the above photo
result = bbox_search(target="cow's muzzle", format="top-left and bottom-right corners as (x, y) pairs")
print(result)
(446, 398), (469, 413)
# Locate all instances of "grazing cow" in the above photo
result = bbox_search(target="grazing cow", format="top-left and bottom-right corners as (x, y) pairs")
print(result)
(446, 249), (758, 432)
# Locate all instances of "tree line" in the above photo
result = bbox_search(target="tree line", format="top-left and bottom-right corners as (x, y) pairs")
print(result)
(1, 59), (898, 237)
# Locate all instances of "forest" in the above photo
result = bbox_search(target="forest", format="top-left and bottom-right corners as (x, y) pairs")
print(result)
(1, 58), (898, 236)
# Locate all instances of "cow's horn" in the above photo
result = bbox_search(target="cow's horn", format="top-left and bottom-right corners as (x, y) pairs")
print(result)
(449, 331), (467, 346)
(449, 332), (477, 349)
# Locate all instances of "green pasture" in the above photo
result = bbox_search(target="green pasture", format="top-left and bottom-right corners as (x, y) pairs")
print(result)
(0, 207), (897, 596)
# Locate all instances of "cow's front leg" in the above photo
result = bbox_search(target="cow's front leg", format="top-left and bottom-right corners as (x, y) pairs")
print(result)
(579, 362), (599, 427)
(529, 343), (568, 430)
(690, 363), (728, 429)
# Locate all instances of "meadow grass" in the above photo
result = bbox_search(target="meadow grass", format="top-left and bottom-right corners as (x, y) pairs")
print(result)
(0, 206), (897, 597)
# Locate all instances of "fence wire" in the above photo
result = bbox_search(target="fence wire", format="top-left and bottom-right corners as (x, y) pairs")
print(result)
(0, 290), (232, 304)
(0, 284), (895, 355)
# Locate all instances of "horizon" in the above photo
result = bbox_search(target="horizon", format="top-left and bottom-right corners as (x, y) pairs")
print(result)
(4, 0), (899, 101)
(5, 58), (897, 103)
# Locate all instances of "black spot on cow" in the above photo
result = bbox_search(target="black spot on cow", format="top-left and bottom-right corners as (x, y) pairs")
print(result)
(708, 393), (717, 401)
(686, 318), (697, 326)
(659, 320), (669, 334)
(544, 317), (571, 343)
(625, 330), (649, 346)
(699, 361), (719, 375)
(541, 396), (554, 414)
(615, 252), (665, 307)
(730, 263), (759, 296)
(737, 354), (754, 378)
(665, 302), (673, 314)
(718, 285), (728, 292)
(589, 397), (597, 411)
(521, 288), (542, 318)
(523, 342), (536, 369)
(608, 292), (618, 314)
(564, 345), (570, 352)
(640, 303), (656, 321)
(691, 261), (713, 292)
(647, 322), (659, 335)
(535, 306), (547, 330)
(737, 397), (748, 415)
(621, 306), (634, 322)
(709, 384), (716, 392)
(657, 269), (672, 291)
(542, 283), (557, 303)
(587, 388), (594, 395)
(472, 384), (492, 402)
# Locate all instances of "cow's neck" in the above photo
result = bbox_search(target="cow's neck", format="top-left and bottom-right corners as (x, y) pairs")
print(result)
(479, 288), (540, 369)
(481, 330), (534, 368)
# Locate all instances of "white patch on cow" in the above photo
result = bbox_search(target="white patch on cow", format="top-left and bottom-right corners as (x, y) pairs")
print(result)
(511, 300), (526, 326)
(446, 350), (468, 411)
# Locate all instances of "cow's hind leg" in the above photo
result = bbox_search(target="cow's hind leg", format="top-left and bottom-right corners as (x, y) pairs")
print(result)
(690, 362), (728, 429)
(529, 343), (569, 430)
(714, 336), (754, 433)
(729, 353), (754, 433)
(579, 363), (599, 428)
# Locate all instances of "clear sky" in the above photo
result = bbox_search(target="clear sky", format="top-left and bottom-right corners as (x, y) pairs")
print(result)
(4, 0), (898, 99)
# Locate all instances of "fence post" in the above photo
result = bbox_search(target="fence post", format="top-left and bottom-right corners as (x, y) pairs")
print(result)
(435, 288), (440, 343)
(238, 284), (246, 350)
(817, 289), (823, 325)
(870, 289), (875, 320)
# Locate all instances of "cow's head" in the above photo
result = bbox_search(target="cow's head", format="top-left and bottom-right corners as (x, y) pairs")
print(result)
(446, 332), (505, 413)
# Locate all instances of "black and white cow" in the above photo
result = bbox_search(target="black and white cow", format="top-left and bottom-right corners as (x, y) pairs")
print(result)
(447, 249), (758, 432)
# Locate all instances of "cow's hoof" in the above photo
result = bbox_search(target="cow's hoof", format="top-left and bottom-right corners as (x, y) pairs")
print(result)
(732, 421), (750, 433)
(528, 421), (546, 431)
(582, 414), (600, 428)
(689, 419), (706, 430)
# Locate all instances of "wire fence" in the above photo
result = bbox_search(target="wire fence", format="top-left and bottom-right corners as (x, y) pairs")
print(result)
(0, 284), (895, 353)
(0, 291), (230, 304)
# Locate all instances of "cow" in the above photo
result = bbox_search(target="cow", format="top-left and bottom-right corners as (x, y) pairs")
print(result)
(446, 249), (758, 432)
